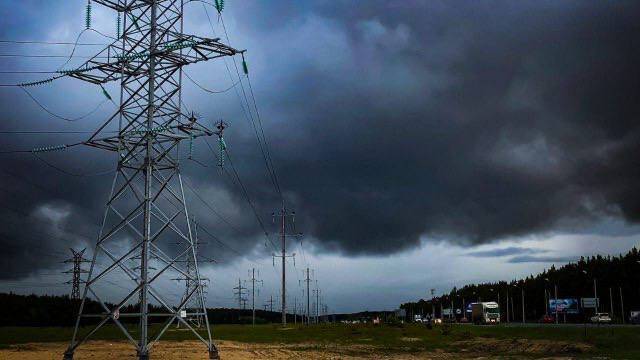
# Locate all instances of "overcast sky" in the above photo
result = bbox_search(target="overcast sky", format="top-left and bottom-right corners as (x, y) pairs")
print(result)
(0, 1), (639, 313)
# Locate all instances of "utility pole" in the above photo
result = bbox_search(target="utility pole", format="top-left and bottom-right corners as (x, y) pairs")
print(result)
(430, 289), (435, 319)
(63, 1), (242, 359)
(619, 287), (625, 324)
(233, 279), (247, 310)
(594, 278), (598, 312)
(314, 281), (320, 324)
(272, 208), (299, 326)
(304, 268), (312, 325)
(609, 287), (614, 320)
(294, 297), (297, 324)
(521, 288), (525, 324)
(506, 290), (509, 323)
(248, 268), (263, 326)
(63, 248), (90, 300)
(554, 285), (558, 325)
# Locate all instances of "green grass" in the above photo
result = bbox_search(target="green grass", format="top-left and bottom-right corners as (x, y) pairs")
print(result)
(1, 323), (638, 358)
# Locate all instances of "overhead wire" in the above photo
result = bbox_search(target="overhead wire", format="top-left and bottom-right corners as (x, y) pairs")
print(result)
(220, 15), (283, 200)
(0, 40), (108, 46)
(200, 3), (283, 204)
(19, 86), (110, 122)
(183, 70), (240, 94)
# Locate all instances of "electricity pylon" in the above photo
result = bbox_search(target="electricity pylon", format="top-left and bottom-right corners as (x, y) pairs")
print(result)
(233, 278), (247, 310)
(264, 295), (275, 312)
(247, 268), (263, 325)
(63, 248), (90, 300)
(272, 208), (300, 326)
(175, 219), (210, 329)
(300, 267), (313, 325)
(63, 1), (242, 359)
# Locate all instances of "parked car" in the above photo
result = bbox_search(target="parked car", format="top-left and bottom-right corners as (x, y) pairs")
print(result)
(541, 314), (555, 324)
(590, 313), (612, 323)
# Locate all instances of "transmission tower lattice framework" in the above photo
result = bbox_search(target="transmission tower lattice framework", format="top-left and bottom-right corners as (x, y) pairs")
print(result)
(63, 248), (90, 300)
(63, 1), (242, 359)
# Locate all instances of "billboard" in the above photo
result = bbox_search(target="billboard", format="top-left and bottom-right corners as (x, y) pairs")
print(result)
(581, 298), (599, 309)
(549, 298), (579, 314)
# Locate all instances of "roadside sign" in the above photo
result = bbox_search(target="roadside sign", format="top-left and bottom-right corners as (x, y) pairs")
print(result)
(113, 309), (120, 320)
(455, 309), (462, 315)
(442, 308), (452, 316)
(550, 298), (579, 314)
(581, 298), (599, 309)
(179, 310), (187, 318)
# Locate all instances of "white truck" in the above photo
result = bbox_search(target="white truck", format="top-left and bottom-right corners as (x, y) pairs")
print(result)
(471, 302), (500, 325)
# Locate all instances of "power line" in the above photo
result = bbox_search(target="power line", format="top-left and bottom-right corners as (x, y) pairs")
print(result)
(19, 86), (111, 122)
(200, 4), (282, 203)
(183, 70), (240, 94)
(0, 40), (107, 46)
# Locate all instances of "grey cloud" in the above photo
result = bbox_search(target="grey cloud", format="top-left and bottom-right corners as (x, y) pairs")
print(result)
(508, 255), (577, 264)
(466, 247), (548, 258)
(1, 1), (640, 279)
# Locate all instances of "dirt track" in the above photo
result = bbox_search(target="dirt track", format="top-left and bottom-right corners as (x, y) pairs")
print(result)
(0, 338), (594, 359)
(0, 340), (456, 360)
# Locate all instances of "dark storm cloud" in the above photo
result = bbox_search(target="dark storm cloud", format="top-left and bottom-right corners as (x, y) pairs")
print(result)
(1, 1), (640, 279)
(466, 247), (548, 258)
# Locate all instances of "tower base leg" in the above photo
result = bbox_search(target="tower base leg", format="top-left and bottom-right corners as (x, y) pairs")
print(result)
(137, 350), (149, 360)
(209, 348), (220, 359)
(63, 350), (74, 360)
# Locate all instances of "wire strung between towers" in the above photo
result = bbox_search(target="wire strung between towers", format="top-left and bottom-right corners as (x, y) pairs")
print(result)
(183, 70), (240, 94)
(200, 4), (283, 204)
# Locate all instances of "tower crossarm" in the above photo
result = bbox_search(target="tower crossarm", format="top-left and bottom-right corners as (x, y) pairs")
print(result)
(62, 35), (242, 85)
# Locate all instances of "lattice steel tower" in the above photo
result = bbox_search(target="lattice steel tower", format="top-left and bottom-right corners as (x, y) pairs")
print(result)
(63, 1), (242, 359)
(63, 248), (90, 300)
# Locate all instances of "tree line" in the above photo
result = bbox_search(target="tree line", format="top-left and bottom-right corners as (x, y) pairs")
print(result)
(401, 247), (640, 323)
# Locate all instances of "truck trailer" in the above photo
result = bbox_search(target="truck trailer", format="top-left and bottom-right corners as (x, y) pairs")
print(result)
(471, 302), (500, 325)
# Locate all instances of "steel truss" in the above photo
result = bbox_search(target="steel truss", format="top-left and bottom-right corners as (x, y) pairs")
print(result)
(63, 1), (241, 359)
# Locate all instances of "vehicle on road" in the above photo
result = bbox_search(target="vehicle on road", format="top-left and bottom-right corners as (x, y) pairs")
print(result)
(472, 302), (500, 325)
(630, 311), (640, 325)
(590, 313), (612, 323)
(541, 315), (555, 323)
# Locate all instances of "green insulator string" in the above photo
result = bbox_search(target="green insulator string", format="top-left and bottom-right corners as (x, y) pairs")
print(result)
(241, 53), (248, 75)
(99, 84), (113, 102)
(214, 0), (225, 14)
(116, 12), (121, 39)
(85, 1), (92, 29)
(189, 135), (194, 159)
(32, 144), (68, 153)
(218, 137), (226, 168)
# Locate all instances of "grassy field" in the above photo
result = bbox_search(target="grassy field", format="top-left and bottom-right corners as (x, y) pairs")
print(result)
(1, 323), (638, 358)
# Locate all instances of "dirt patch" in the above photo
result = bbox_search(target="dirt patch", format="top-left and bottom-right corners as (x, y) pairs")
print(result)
(454, 337), (593, 356)
(0, 339), (594, 359)
(0, 340), (459, 359)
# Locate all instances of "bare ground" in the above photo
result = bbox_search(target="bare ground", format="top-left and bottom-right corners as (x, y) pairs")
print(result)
(0, 338), (594, 359)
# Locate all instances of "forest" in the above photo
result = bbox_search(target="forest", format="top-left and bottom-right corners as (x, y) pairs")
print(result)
(401, 247), (640, 323)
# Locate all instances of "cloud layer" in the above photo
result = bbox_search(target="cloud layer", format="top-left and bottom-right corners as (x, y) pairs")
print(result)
(1, 1), (639, 280)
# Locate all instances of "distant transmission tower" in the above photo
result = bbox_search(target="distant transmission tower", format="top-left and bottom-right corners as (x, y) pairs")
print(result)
(63, 1), (243, 359)
(247, 268), (263, 325)
(272, 208), (300, 326)
(176, 219), (209, 329)
(233, 278), (247, 310)
(63, 248), (90, 300)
